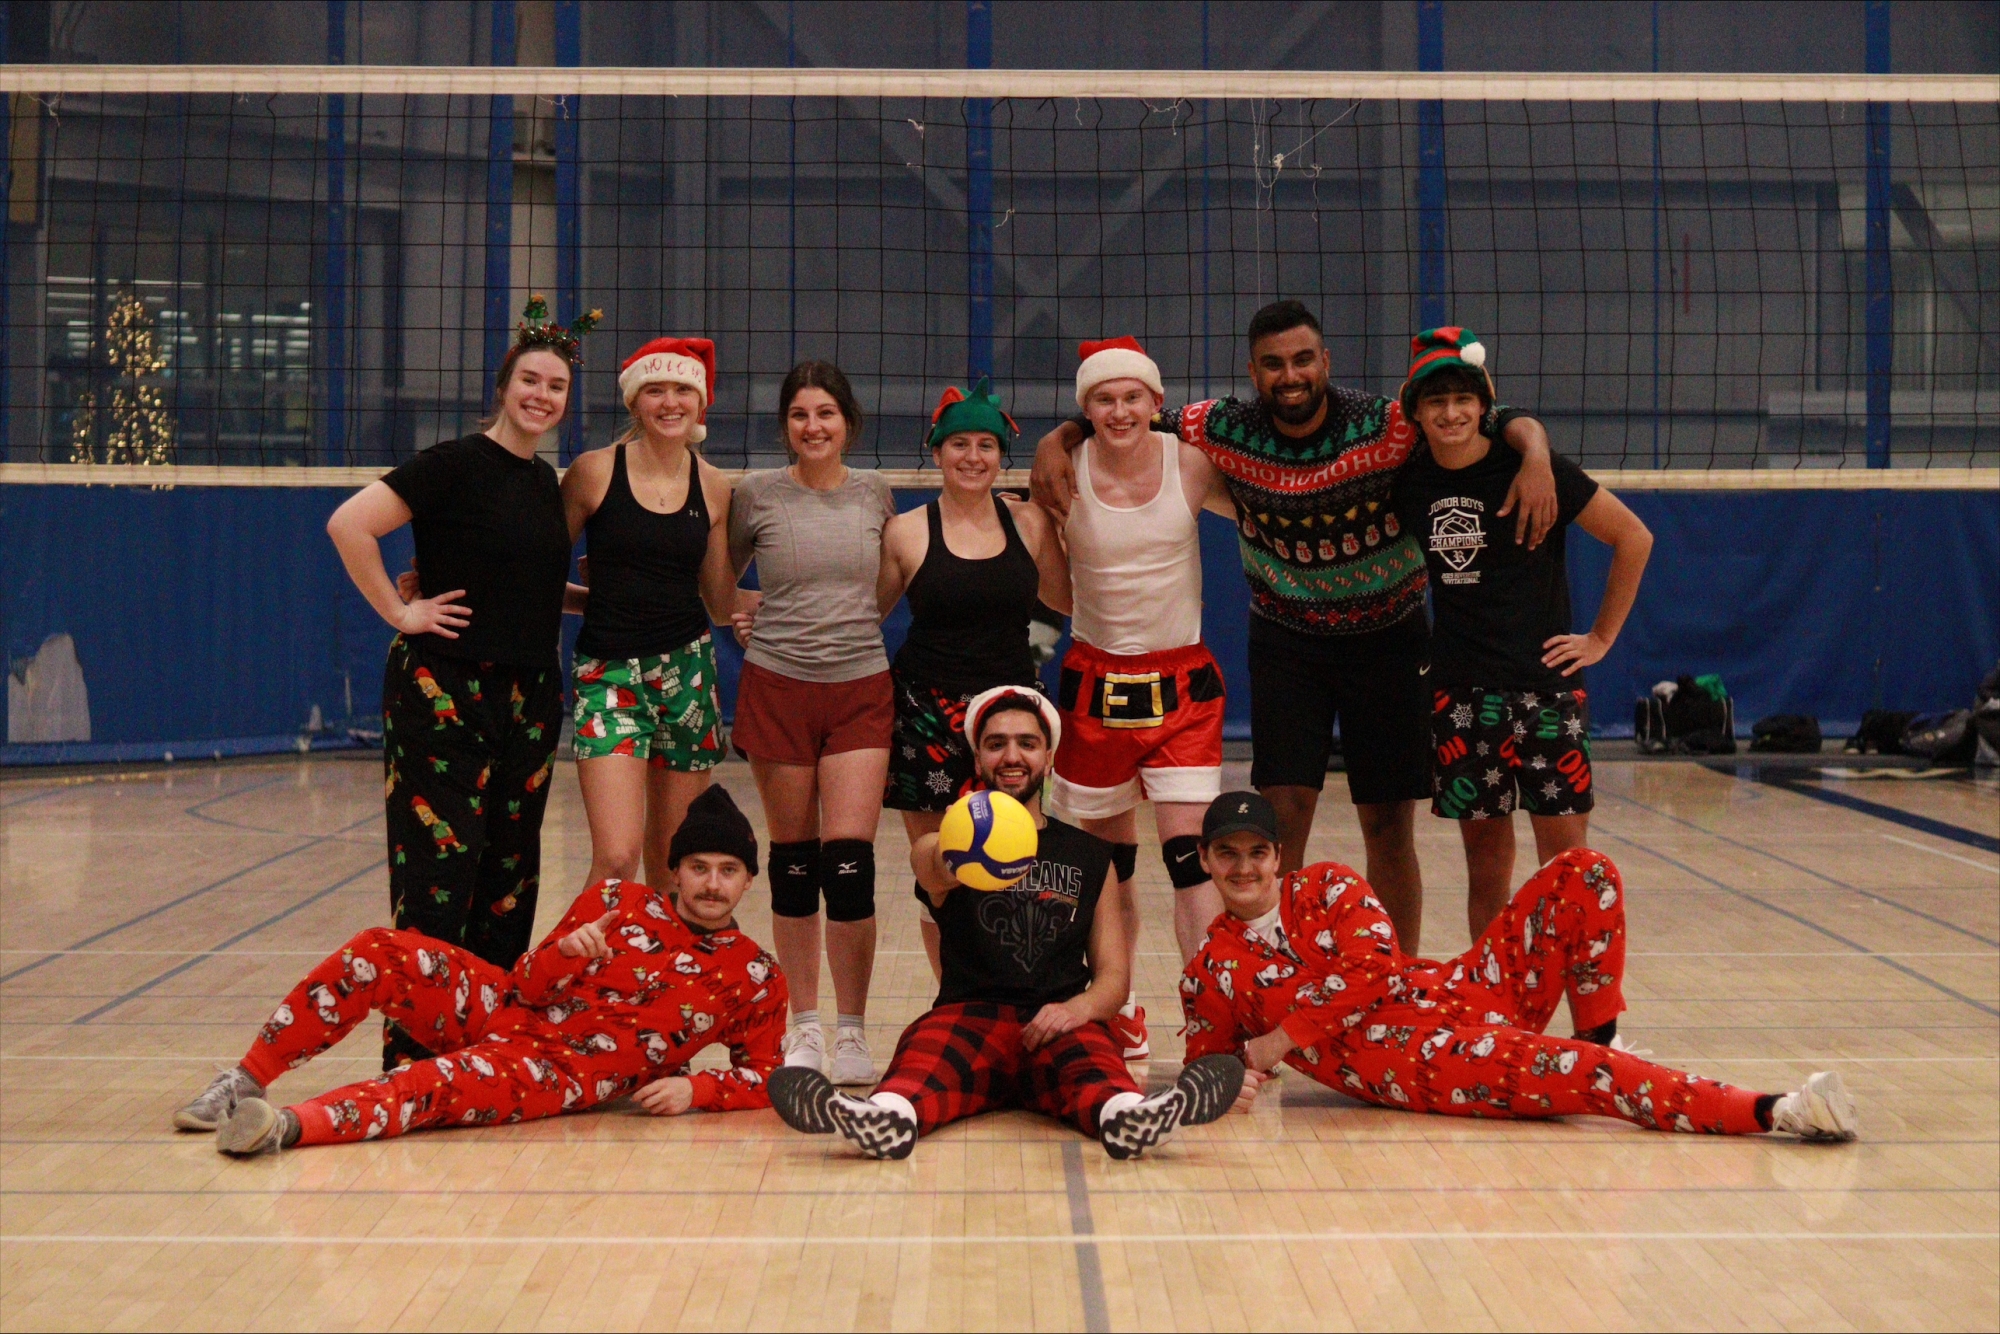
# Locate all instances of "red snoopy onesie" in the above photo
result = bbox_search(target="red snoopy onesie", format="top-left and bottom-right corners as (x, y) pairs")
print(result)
(238, 877), (786, 1144)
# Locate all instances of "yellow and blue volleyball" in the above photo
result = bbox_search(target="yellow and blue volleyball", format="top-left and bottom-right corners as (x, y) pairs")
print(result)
(938, 790), (1039, 891)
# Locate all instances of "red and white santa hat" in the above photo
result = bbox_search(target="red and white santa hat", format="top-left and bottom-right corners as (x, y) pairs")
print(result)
(1074, 335), (1164, 409)
(962, 685), (1062, 753)
(619, 337), (716, 444)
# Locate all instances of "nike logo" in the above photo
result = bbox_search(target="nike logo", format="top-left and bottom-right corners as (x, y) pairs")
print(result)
(1419, 664), (1431, 676)
(1173, 851), (1197, 864)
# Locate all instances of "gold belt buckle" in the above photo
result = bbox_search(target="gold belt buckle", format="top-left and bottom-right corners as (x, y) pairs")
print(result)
(1099, 671), (1166, 729)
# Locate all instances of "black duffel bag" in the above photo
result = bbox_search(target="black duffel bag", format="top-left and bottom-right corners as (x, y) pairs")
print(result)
(1902, 710), (1978, 763)
(1750, 714), (1822, 753)
(1844, 710), (1915, 755)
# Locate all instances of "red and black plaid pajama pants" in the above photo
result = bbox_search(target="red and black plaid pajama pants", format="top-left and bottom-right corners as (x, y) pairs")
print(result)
(874, 1001), (1142, 1137)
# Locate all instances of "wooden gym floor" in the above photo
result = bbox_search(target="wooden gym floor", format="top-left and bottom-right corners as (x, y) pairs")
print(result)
(1, 752), (1994, 1332)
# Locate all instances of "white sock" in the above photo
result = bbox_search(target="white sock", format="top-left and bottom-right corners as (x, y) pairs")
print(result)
(836, 1012), (866, 1033)
(1100, 1091), (1145, 1121)
(791, 1010), (820, 1031)
(1120, 994), (1138, 1017)
(868, 1091), (918, 1125)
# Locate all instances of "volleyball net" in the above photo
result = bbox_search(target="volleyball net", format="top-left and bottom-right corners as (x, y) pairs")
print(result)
(1, 66), (1994, 483)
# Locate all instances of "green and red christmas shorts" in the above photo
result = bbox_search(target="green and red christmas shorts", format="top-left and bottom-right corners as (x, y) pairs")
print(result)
(571, 633), (726, 772)
(1429, 684), (1593, 820)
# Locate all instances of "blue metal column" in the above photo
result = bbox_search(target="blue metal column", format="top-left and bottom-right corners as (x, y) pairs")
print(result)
(554, 0), (582, 458)
(1649, 0), (1663, 468)
(0, 3), (11, 460)
(483, 1), (517, 395)
(1200, 0), (1211, 400)
(966, 0), (993, 380)
(322, 0), (349, 465)
(1864, 1), (1892, 469)
(1416, 0), (1446, 330)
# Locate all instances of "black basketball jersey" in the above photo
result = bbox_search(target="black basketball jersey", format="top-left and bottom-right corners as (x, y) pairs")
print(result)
(924, 816), (1113, 1011)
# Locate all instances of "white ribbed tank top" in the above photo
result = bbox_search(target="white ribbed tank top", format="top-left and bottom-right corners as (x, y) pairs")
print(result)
(1066, 435), (1204, 655)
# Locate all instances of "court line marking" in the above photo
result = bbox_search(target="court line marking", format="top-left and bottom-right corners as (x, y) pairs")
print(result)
(0, 810), (381, 985)
(70, 859), (389, 1024)
(1881, 833), (2000, 874)
(5, 1184), (1993, 1199)
(1607, 790), (2000, 948)
(1059, 1140), (1110, 1334)
(1754, 774), (2000, 853)
(1594, 828), (2000, 1018)
(5, 1231), (1994, 1246)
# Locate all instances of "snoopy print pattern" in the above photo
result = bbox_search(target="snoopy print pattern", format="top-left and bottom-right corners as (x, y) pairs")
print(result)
(238, 879), (787, 1144)
(1181, 850), (1764, 1134)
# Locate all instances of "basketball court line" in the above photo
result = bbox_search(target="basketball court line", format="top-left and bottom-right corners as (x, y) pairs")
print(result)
(4, 1053), (1992, 1064)
(1593, 828), (2000, 1017)
(68, 859), (388, 1024)
(5, 1183), (1989, 1199)
(1752, 775), (2000, 853)
(1059, 1140), (1111, 1334)
(0, 809), (381, 984)
(1881, 833), (2000, 874)
(1607, 790), (2000, 948)
(5, 1231), (1993, 1246)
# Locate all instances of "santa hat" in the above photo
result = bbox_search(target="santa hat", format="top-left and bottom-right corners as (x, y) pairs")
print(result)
(1074, 336), (1164, 409)
(963, 685), (1062, 752)
(619, 337), (716, 444)
(1401, 326), (1495, 405)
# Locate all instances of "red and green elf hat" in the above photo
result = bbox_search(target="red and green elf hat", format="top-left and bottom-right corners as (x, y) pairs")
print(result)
(925, 376), (1020, 451)
(1402, 326), (1495, 403)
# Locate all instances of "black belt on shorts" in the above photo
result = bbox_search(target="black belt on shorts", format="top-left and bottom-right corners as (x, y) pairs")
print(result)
(1059, 661), (1223, 730)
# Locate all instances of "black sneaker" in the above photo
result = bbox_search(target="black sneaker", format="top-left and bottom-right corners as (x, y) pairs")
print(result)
(1100, 1054), (1245, 1160)
(767, 1065), (838, 1134)
(826, 1092), (918, 1160)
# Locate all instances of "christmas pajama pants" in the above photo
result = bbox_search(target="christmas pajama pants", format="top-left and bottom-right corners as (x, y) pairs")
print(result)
(381, 636), (562, 1066)
(1320, 849), (1765, 1134)
(237, 927), (613, 1146)
(874, 1002), (1143, 1137)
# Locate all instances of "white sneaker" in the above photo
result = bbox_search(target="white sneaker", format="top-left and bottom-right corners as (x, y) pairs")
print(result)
(782, 1023), (827, 1075)
(1770, 1071), (1860, 1142)
(830, 1026), (874, 1085)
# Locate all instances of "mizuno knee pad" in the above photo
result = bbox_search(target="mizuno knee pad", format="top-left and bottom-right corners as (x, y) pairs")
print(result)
(769, 840), (821, 918)
(1162, 834), (1209, 889)
(821, 838), (877, 922)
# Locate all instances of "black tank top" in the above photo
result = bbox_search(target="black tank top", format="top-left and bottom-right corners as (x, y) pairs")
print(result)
(574, 444), (712, 660)
(893, 494), (1040, 692)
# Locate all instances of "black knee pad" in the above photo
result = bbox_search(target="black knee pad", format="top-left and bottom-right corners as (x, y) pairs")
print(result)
(1162, 834), (1209, 889)
(821, 839), (876, 922)
(1110, 842), (1139, 884)
(769, 840), (821, 918)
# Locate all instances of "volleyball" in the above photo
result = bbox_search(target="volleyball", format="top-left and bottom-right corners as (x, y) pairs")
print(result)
(937, 790), (1039, 891)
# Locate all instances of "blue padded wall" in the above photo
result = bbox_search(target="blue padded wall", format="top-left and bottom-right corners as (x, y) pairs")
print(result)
(4, 485), (1995, 762)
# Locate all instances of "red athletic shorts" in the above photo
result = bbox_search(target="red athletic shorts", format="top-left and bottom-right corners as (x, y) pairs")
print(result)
(1051, 640), (1225, 818)
(731, 662), (893, 765)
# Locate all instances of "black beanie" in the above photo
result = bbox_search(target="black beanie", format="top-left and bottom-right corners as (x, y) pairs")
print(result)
(667, 785), (759, 876)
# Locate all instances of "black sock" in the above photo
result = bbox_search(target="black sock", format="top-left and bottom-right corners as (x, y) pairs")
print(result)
(1753, 1093), (1779, 1132)
(1575, 1019), (1618, 1046)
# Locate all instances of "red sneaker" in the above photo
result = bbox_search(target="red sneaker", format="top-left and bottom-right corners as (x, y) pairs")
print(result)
(1109, 1005), (1150, 1060)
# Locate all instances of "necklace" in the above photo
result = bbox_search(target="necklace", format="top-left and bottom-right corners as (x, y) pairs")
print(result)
(635, 443), (689, 511)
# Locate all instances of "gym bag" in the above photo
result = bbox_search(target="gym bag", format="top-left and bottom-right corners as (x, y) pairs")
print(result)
(1750, 714), (1822, 754)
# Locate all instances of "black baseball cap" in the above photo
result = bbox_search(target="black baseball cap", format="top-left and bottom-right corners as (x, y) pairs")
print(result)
(1201, 790), (1280, 844)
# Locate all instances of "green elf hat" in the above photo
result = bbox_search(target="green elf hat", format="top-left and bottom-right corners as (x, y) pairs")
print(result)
(1401, 325), (1495, 404)
(924, 376), (1020, 451)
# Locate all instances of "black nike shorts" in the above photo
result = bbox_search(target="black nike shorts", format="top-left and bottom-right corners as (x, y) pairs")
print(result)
(1247, 613), (1433, 805)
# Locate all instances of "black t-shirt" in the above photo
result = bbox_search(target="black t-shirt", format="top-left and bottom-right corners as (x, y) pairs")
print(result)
(1393, 443), (1600, 691)
(381, 434), (573, 666)
(925, 816), (1112, 1011)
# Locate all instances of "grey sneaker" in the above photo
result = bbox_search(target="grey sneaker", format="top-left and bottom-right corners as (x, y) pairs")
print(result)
(768, 1066), (838, 1134)
(215, 1097), (291, 1156)
(1770, 1071), (1860, 1142)
(173, 1066), (265, 1132)
(829, 1026), (874, 1085)
(1100, 1055), (1246, 1160)
(782, 1023), (827, 1076)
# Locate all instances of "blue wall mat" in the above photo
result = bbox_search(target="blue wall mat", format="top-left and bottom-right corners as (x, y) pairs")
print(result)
(6, 485), (1995, 760)
(1567, 490), (2000, 735)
